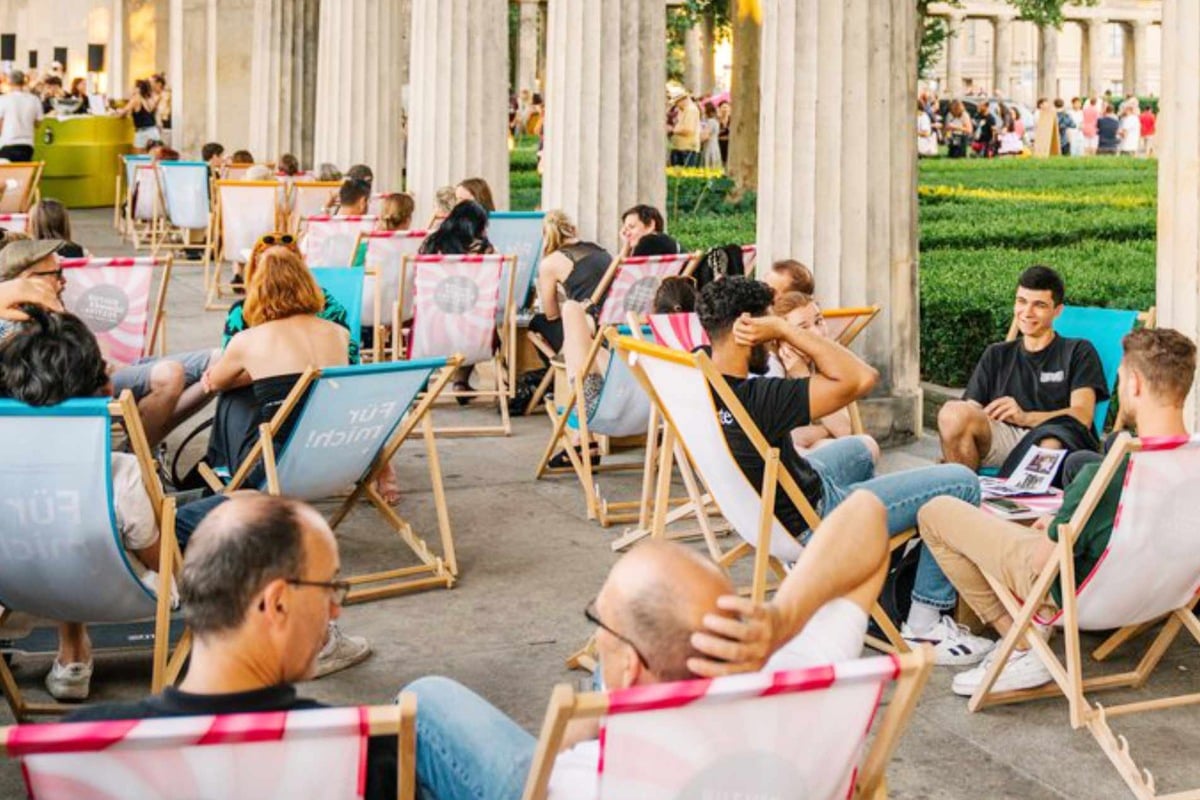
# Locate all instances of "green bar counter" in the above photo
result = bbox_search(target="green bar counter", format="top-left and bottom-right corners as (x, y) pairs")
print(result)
(33, 116), (134, 209)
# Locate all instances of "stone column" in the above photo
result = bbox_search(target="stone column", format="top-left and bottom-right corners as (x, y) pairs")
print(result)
(249, 0), (319, 168)
(756, 0), (922, 441)
(406, 0), (508, 220)
(1156, 0), (1200, 425)
(168, 0), (213, 156)
(1125, 19), (1149, 96)
(541, 0), (666, 253)
(684, 22), (703, 94)
(992, 14), (1013, 97)
(1084, 18), (1105, 97)
(1038, 23), (1059, 99)
(314, 0), (407, 192)
(945, 12), (964, 95)
(516, 0), (539, 94)
(108, 0), (125, 97)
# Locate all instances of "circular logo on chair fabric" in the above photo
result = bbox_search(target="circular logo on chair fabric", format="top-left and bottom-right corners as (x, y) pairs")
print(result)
(622, 277), (663, 315)
(75, 285), (129, 332)
(433, 276), (479, 314)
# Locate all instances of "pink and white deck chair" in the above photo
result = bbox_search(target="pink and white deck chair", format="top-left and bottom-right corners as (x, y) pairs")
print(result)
(210, 179), (283, 308)
(523, 650), (932, 800)
(1, 700), (417, 800)
(648, 311), (709, 352)
(399, 253), (517, 436)
(357, 230), (428, 361)
(287, 181), (341, 231)
(367, 192), (390, 216)
(0, 212), (28, 233)
(0, 161), (43, 213)
(300, 214), (377, 267)
(221, 162), (273, 182)
(592, 252), (698, 326)
(126, 164), (160, 250)
(61, 256), (173, 368)
(967, 433), (1200, 799)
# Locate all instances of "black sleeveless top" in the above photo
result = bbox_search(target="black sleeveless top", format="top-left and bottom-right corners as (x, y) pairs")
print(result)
(560, 242), (612, 303)
(132, 106), (157, 130)
(205, 373), (306, 476)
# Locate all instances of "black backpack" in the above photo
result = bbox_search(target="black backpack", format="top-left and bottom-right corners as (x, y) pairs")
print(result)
(693, 244), (746, 288)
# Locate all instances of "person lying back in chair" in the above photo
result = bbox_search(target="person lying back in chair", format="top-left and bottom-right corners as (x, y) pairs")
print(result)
(404, 490), (889, 800)
(918, 327), (1195, 697)
(0, 306), (165, 702)
(698, 278), (990, 666)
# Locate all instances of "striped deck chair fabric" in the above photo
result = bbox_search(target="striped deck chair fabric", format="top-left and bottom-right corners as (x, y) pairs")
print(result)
(61, 257), (170, 367)
(0, 213), (28, 232)
(595, 253), (694, 326)
(405, 255), (506, 365)
(301, 215), (378, 267)
(648, 312), (709, 352)
(360, 230), (427, 328)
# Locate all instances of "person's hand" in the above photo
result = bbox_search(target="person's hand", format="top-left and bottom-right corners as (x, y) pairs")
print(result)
(778, 341), (804, 375)
(984, 396), (1027, 426)
(732, 313), (785, 348)
(1031, 515), (1053, 531)
(686, 596), (780, 678)
(0, 278), (63, 321)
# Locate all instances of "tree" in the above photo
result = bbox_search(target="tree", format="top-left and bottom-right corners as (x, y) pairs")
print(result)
(726, 0), (760, 199)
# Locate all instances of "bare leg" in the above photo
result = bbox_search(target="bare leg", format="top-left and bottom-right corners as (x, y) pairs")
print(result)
(561, 300), (605, 378)
(57, 623), (92, 664)
(937, 400), (992, 470)
(136, 360), (186, 447)
(372, 461), (402, 505)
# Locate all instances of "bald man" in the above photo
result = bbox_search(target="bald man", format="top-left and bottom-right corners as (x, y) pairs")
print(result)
(406, 489), (889, 800)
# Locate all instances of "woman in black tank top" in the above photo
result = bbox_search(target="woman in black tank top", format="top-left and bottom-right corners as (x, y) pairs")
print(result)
(528, 210), (613, 354)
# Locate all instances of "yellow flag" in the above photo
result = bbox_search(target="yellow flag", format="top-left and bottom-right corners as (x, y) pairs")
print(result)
(737, 0), (763, 24)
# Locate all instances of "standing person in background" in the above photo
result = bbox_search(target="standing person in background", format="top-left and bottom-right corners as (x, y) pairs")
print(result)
(1055, 99), (1075, 157)
(917, 100), (938, 158)
(115, 79), (161, 152)
(0, 70), (44, 162)
(1096, 104), (1121, 155)
(151, 74), (171, 146)
(700, 103), (723, 170)
(944, 100), (973, 159)
(1067, 98), (1086, 158)
(1117, 104), (1141, 156)
(1139, 103), (1156, 157)
(667, 86), (701, 167)
(454, 177), (495, 212)
(38, 76), (64, 113)
(1081, 96), (1100, 155)
(65, 77), (89, 113)
(717, 99), (731, 165)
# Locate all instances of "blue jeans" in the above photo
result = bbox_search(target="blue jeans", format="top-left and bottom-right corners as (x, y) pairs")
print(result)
(807, 436), (981, 610)
(406, 676), (534, 800)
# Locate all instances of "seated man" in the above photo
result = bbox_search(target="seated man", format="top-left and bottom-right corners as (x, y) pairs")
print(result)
(937, 265), (1108, 480)
(0, 239), (215, 447)
(698, 278), (990, 665)
(763, 258), (815, 298)
(406, 490), (890, 800)
(66, 494), (398, 800)
(0, 305), (164, 701)
(920, 328), (1194, 695)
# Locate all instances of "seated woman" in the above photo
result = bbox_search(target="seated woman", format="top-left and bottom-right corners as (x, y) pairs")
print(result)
(550, 277), (697, 468)
(528, 210), (613, 355)
(0, 306), (164, 702)
(773, 291), (880, 462)
(454, 177), (496, 212)
(30, 198), (86, 258)
(351, 192), (415, 266)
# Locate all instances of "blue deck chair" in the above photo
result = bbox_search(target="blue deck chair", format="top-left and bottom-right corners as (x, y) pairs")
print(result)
(0, 392), (188, 719)
(153, 161), (214, 264)
(312, 266), (365, 358)
(488, 211), (545, 317)
(209, 358), (464, 602)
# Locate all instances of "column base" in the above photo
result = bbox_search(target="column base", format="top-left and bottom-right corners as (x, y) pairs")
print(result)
(859, 388), (924, 446)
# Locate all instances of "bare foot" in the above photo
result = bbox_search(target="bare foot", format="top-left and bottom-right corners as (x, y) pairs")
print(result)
(372, 463), (402, 505)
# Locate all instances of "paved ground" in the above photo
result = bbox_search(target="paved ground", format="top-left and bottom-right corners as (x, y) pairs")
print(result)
(0, 209), (1197, 798)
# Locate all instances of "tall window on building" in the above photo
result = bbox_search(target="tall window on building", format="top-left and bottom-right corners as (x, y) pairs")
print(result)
(1109, 23), (1122, 57)
(968, 19), (977, 56)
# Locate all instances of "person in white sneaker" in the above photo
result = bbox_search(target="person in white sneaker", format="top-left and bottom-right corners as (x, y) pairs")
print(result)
(917, 328), (1195, 697)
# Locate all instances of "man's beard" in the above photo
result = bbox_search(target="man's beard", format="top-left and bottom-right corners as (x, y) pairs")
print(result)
(748, 343), (770, 375)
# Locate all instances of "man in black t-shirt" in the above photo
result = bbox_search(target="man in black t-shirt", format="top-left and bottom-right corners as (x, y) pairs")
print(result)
(66, 495), (397, 800)
(938, 265), (1108, 472)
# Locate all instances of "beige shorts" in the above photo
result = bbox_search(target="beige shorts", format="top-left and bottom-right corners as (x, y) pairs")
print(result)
(983, 419), (1026, 469)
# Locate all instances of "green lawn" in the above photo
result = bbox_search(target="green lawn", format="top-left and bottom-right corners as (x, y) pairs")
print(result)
(510, 142), (1158, 386)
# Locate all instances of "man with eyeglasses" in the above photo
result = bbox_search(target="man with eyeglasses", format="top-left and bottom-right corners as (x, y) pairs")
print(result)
(66, 494), (399, 800)
(404, 489), (890, 800)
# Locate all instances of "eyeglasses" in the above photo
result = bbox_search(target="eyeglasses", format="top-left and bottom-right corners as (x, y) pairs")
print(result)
(585, 599), (652, 670)
(257, 233), (296, 247)
(28, 268), (64, 281)
(287, 577), (351, 606)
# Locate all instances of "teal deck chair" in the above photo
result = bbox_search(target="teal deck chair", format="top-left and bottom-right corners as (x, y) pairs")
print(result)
(312, 265), (365, 360)
(209, 358), (464, 603)
(0, 392), (188, 719)
(488, 211), (545, 317)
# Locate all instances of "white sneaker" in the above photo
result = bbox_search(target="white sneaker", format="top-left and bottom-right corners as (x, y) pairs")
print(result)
(901, 615), (995, 666)
(312, 623), (371, 679)
(952, 647), (1053, 697)
(45, 659), (93, 702)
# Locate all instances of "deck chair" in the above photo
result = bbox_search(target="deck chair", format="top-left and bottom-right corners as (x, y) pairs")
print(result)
(357, 230), (428, 361)
(0, 213), (28, 233)
(126, 164), (160, 250)
(1, 700), (417, 799)
(0, 392), (188, 719)
(0, 161), (43, 213)
(61, 256), (173, 367)
(115, 153), (151, 232)
(366, 191), (390, 216)
(209, 179), (284, 308)
(288, 181), (341, 231)
(221, 162), (273, 181)
(311, 266), (365, 357)
(523, 650), (932, 800)
(824, 305), (882, 348)
(966, 433), (1200, 799)
(488, 210), (545, 316)
(398, 254), (517, 437)
(151, 160), (214, 264)
(301, 214), (378, 267)
(613, 336), (913, 651)
(202, 359), (462, 602)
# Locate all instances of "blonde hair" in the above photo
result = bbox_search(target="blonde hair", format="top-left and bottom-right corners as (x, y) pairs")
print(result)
(773, 291), (815, 316)
(434, 186), (457, 215)
(542, 209), (579, 256)
(243, 246), (325, 327)
(379, 193), (414, 231)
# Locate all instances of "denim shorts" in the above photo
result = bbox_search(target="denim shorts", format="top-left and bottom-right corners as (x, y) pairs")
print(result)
(111, 349), (212, 401)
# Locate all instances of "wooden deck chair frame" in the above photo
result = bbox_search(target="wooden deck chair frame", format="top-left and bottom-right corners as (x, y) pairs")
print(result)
(0, 391), (190, 720)
(149, 162), (216, 269)
(60, 255), (174, 362)
(114, 153), (150, 234)
(522, 648), (934, 800)
(395, 254), (519, 438)
(0, 161), (43, 214)
(0, 698), (418, 800)
(965, 433), (1200, 800)
(125, 163), (161, 251)
(207, 179), (285, 310)
(199, 360), (463, 602)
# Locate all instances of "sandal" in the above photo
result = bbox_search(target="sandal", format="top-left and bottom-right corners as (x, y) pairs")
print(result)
(549, 445), (601, 470)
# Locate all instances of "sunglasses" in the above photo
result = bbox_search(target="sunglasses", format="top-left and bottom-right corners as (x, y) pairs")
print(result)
(257, 233), (296, 247)
(585, 598), (653, 671)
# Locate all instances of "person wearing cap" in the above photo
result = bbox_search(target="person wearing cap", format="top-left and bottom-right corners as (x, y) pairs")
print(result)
(667, 85), (701, 168)
(0, 70), (44, 163)
(0, 239), (215, 448)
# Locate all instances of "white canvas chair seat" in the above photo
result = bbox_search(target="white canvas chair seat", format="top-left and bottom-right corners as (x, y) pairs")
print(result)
(61, 256), (172, 367)
(301, 214), (378, 267)
(522, 650), (932, 800)
(0, 393), (188, 718)
(126, 165), (159, 250)
(359, 231), (427, 357)
(205, 359), (463, 602)
(593, 253), (697, 326)
(0, 161), (42, 213)
(487, 211), (545, 318)
(366, 192), (389, 216)
(0, 213), (29, 233)
(288, 181), (340, 231)
(1, 700), (416, 800)
(209, 180), (283, 308)
(967, 433), (1200, 800)
(156, 161), (211, 231)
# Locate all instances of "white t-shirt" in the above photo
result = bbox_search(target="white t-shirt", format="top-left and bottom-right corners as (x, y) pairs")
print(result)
(546, 598), (868, 800)
(111, 453), (159, 556)
(1118, 115), (1140, 153)
(0, 91), (44, 148)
